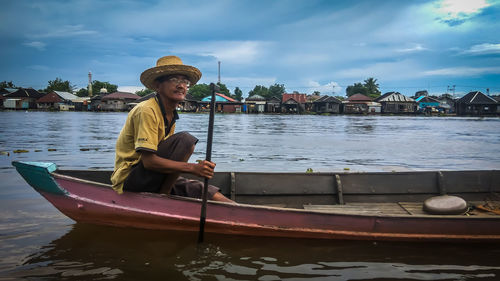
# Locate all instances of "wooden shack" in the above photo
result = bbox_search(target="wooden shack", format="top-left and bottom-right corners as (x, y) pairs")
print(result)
(375, 92), (416, 114)
(36, 91), (82, 110)
(101, 92), (140, 111)
(245, 94), (266, 113)
(312, 95), (342, 114)
(438, 95), (456, 114)
(36, 91), (64, 110)
(344, 93), (381, 114)
(4, 88), (45, 109)
(415, 96), (441, 113)
(456, 91), (498, 116)
(266, 96), (281, 113)
(282, 93), (306, 113)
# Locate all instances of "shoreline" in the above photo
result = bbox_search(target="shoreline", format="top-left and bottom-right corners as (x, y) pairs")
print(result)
(3, 108), (500, 117)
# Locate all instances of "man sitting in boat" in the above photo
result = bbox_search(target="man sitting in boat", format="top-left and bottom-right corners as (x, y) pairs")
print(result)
(111, 55), (233, 203)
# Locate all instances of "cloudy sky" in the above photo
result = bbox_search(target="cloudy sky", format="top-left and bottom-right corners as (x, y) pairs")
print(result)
(1, 0), (499, 97)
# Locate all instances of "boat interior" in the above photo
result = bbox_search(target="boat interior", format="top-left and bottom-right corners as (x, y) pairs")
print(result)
(54, 169), (500, 217)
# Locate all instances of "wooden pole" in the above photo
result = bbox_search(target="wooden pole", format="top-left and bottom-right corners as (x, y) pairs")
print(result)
(198, 83), (218, 243)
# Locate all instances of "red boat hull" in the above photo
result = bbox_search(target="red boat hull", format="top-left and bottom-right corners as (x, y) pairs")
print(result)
(43, 176), (500, 242)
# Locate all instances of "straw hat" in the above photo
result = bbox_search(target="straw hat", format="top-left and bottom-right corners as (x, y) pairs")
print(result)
(140, 56), (202, 90)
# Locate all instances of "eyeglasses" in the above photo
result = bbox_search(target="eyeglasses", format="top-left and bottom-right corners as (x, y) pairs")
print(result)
(168, 77), (191, 87)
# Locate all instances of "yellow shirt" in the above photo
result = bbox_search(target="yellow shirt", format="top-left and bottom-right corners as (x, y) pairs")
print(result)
(111, 97), (176, 193)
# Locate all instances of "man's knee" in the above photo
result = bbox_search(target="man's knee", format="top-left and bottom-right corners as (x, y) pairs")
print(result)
(156, 131), (198, 161)
(175, 131), (198, 151)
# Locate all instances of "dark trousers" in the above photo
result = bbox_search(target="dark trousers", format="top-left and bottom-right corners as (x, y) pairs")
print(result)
(123, 132), (219, 199)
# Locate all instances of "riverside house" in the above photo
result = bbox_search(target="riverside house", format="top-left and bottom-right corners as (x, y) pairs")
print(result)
(0, 88), (17, 108)
(200, 93), (242, 113)
(437, 95), (456, 114)
(455, 91), (498, 116)
(266, 96), (281, 113)
(415, 96), (441, 113)
(3, 88), (45, 109)
(244, 94), (267, 113)
(100, 92), (140, 111)
(312, 95), (342, 114)
(344, 93), (381, 114)
(36, 91), (88, 111)
(179, 93), (198, 112)
(282, 92), (307, 113)
(375, 92), (416, 114)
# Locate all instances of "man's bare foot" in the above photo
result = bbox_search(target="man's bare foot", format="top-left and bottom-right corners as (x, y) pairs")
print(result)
(212, 192), (236, 204)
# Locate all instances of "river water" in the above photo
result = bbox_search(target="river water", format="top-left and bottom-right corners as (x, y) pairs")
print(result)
(1, 111), (499, 280)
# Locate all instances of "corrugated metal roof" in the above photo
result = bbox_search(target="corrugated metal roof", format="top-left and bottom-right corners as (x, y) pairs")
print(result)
(202, 93), (237, 102)
(37, 92), (63, 103)
(5, 88), (45, 99)
(457, 91), (497, 104)
(246, 94), (266, 101)
(54, 91), (79, 101)
(415, 96), (440, 103)
(282, 93), (306, 103)
(217, 93), (236, 102)
(347, 93), (372, 101)
(376, 92), (415, 102)
(313, 95), (342, 103)
(102, 92), (140, 100)
(1, 88), (18, 95)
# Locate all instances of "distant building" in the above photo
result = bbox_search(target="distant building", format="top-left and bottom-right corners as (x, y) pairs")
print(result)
(375, 92), (416, 114)
(200, 93), (242, 113)
(87, 88), (112, 111)
(344, 93), (381, 114)
(437, 95), (456, 114)
(305, 94), (322, 111)
(89, 94), (104, 111)
(282, 92), (307, 113)
(266, 96), (281, 113)
(3, 88), (45, 109)
(415, 96), (441, 113)
(179, 93), (198, 112)
(455, 91), (498, 116)
(36, 91), (86, 111)
(101, 92), (140, 111)
(36, 91), (63, 110)
(312, 95), (342, 114)
(245, 94), (267, 113)
(0, 88), (17, 108)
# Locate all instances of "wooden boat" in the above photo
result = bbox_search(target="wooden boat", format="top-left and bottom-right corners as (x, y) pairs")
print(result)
(12, 161), (500, 242)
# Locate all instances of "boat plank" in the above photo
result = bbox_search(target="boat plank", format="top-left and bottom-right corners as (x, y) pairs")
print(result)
(303, 203), (410, 215)
(398, 202), (426, 215)
(304, 201), (500, 217)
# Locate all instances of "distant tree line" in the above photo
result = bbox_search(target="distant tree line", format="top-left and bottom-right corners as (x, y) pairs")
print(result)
(0, 79), (118, 97)
(0, 81), (16, 89)
(1, 76), (385, 101)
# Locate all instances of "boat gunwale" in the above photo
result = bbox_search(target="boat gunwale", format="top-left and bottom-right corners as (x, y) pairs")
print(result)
(50, 171), (499, 220)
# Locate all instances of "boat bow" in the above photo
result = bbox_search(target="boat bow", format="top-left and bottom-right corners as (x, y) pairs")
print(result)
(12, 161), (67, 195)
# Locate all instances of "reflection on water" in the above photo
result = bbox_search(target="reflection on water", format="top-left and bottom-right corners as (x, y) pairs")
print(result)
(1, 112), (500, 172)
(3, 224), (500, 280)
(1, 111), (500, 280)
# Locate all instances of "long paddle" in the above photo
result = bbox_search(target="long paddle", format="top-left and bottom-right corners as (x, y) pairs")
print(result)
(198, 82), (219, 243)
